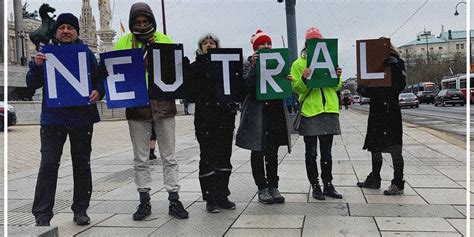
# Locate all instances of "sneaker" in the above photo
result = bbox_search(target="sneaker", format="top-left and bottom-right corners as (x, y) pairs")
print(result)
(169, 200), (189, 219)
(356, 175), (381, 189)
(206, 201), (220, 213)
(133, 201), (151, 221)
(311, 184), (325, 200)
(383, 184), (404, 195)
(258, 188), (275, 204)
(35, 220), (50, 226)
(323, 183), (343, 199)
(217, 198), (236, 210)
(73, 212), (91, 226)
(268, 188), (285, 203)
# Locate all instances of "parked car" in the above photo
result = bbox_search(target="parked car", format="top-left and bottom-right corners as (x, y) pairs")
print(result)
(352, 95), (361, 104)
(399, 93), (419, 108)
(360, 97), (370, 105)
(416, 91), (435, 104)
(0, 102), (17, 131)
(434, 89), (465, 107)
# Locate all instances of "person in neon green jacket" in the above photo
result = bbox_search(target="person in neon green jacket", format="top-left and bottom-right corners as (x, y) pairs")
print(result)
(114, 2), (188, 221)
(290, 27), (343, 201)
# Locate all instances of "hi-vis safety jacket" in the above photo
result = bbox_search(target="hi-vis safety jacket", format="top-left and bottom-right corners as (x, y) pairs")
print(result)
(290, 56), (342, 117)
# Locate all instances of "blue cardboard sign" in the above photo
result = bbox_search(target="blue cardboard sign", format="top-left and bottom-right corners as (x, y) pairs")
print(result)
(100, 49), (149, 108)
(43, 44), (92, 108)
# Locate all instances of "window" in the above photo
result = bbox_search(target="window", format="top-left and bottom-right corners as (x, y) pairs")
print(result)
(439, 47), (443, 50)
(421, 48), (425, 50)
(430, 47), (433, 50)
(456, 44), (460, 49)
(461, 44), (464, 49)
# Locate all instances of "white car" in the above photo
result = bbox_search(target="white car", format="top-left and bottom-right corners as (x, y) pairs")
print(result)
(352, 95), (361, 103)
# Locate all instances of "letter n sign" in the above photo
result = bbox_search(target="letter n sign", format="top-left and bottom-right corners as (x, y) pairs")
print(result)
(356, 38), (391, 87)
(306, 39), (339, 88)
(208, 48), (245, 104)
(148, 43), (187, 100)
(256, 48), (291, 100)
(43, 44), (92, 108)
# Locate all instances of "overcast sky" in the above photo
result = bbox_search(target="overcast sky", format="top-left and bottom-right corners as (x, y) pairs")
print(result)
(7, 0), (472, 78)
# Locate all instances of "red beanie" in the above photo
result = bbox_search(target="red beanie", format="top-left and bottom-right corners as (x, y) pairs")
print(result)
(251, 29), (272, 51)
(305, 27), (323, 39)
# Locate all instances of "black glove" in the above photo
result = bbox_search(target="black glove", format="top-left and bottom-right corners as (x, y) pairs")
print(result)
(196, 54), (209, 64)
(384, 56), (398, 65)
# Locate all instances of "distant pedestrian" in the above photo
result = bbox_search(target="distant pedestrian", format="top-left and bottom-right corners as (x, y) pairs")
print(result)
(290, 27), (343, 200)
(183, 99), (190, 115)
(114, 2), (188, 220)
(343, 96), (349, 110)
(356, 39), (406, 195)
(236, 30), (291, 204)
(28, 13), (105, 226)
(187, 33), (239, 213)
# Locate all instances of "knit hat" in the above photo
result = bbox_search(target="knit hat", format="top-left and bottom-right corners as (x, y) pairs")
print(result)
(305, 27), (322, 39)
(54, 13), (80, 34)
(198, 33), (220, 49)
(251, 29), (272, 51)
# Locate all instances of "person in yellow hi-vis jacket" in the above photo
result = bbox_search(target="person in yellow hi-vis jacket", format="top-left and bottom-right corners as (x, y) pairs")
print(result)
(290, 27), (343, 201)
(114, 2), (188, 221)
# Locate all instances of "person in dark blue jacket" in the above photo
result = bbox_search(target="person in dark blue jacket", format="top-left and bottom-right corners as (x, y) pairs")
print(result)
(26, 13), (104, 226)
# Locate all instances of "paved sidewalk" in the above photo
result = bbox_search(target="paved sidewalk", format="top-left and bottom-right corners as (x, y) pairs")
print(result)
(6, 110), (472, 236)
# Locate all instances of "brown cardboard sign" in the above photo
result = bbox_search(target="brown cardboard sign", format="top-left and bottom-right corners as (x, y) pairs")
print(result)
(356, 38), (391, 87)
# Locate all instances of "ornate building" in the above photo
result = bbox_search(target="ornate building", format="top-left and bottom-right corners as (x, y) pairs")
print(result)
(79, 0), (98, 52)
(97, 0), (116, 52)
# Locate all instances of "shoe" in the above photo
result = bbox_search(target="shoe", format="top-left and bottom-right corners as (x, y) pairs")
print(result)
(383, 184), (404, 195)
(356, 174), (381, 189)
(206, 201), (220, 213)
(258, 188), (275, 204)
(133, 201), (151, 221)
(169, 200), (189, 219)
(323, 183), (343, 199)
(217, 198), (236, 210)
(73, 212), (91, 226)
(35, 220), (50, 226)
(149, 152), (157, 160)
(311, 183), (325, 200)
(268, 188), (285, 203)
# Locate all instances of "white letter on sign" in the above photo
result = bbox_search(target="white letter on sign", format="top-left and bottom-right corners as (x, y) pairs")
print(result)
(45, 52), (89, 98)
(259, 53), (284, 93)
(211, 54), (240, 95)
(104, 56), (136, 100)
(153, 49), (184, 92)
(359, 42), (384, 80)
(308, 42), (337, 78)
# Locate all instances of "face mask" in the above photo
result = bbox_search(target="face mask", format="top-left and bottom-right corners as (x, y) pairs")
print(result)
(132, 23), (155, 42)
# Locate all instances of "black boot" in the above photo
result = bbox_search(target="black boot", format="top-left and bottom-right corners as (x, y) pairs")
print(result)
(356, 173), (381, 189)
(323, 182), (343, 199)
(168, 192), (189, 219)
(133, 192), (151, 221)
(384, 180), (404, 195)
(73, 212), (91, 225)
(311, 183), (325, 200)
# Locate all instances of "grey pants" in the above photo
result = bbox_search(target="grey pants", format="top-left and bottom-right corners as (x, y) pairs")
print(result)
(128, 118), (180, 193)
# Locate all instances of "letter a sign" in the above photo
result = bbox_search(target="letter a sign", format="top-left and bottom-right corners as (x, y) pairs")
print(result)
(306, 39), (339, 88)
(43, 44), (92, 108)
(256, 48), (291, 100)
(356, 38), (391, 87)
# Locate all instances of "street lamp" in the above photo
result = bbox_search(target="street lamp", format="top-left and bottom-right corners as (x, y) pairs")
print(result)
(418, 30), (430, 63)
(18, 30), (27, 66)
(454, 1), (466, 16)
(277, 0), (297, 63)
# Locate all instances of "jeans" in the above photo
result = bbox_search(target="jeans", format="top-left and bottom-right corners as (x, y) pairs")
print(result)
(250, 143), (279, 190)
(304, 135), (334, 184)
(32, 125), (93, 222)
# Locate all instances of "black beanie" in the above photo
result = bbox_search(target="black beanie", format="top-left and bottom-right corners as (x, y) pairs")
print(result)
(54, 13), (80, 35)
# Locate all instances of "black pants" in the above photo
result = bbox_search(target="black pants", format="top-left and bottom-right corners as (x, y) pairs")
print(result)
(32, 125), (93, 222)
(250, 142), (279, 190)
(304, 135), (334, 184)
(370, 148), (404, 187)
(197, 127), (233, 202)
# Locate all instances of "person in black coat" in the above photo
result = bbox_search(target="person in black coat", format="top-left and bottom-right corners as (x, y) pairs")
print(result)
(188, 33), (238, 213)
(356, 42), (407, 195)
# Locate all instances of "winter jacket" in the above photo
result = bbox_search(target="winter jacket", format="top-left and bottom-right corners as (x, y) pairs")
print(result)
(26, 40), (104, 128)
(114, 31), (176, 121)
(357, 56), (406, 152)
(189, 53), (237, 131)
(235, 57), (291, 153)
(290, 56), (342, 117)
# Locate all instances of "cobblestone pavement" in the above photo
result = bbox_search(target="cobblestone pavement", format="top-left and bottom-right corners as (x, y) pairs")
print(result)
(6, 110), (473, 236)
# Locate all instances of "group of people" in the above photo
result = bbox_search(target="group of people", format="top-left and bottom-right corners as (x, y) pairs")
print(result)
(26, 2), (407, 227)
